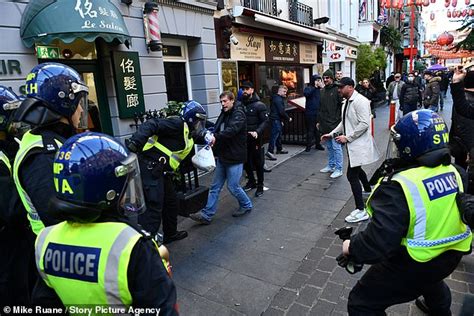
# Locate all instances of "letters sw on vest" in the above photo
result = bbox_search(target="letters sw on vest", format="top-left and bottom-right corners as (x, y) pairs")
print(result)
(422, 172), (459, 201)
(44, 243), (101, 282)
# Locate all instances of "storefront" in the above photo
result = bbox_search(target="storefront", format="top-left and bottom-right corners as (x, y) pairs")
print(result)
(0, 0), (219, 137)
(324, 40), (358, 79)
(215, 6), (330, 106)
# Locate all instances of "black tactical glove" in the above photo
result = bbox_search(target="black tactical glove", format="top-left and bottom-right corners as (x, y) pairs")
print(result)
(456, 192), (474, 228)
(125, 138), (140, 153)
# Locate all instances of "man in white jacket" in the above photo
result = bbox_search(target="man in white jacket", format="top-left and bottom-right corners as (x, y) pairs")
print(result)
(321, 77), (380, 222)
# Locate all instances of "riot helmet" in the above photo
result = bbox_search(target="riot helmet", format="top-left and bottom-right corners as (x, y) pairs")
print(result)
(51, 132), (146, 222)
(14, 62), (88, 129)
(180, 100), (207, 136)
(391, 110), (449, 160)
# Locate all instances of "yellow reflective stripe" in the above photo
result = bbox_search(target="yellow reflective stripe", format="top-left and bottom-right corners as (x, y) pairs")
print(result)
(35, 226), (55, 286)
(104, 226), (139, 306)
(0, 151), (11, 175)
(392, 173), (427, 240)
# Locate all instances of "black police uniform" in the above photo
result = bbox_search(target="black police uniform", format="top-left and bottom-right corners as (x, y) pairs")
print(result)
(0, 143), (34, 306)
(128, 117), (189, 240)
(242, 93), (269, 189)
(347, 150), (471, 315)
(31, 217), (178, 315)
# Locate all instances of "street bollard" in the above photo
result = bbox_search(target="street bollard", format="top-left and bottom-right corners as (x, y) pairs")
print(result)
(388, 100), (396, 129)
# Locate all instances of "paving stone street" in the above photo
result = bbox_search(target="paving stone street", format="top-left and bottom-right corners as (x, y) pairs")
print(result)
(167, 95), (474, 316)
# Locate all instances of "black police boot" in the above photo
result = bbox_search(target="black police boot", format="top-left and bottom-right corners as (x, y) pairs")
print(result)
(163, 231), (188, 244)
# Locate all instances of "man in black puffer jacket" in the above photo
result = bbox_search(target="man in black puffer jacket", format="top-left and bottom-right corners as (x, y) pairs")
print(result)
(399, 72), (422, 115)
(189, 91), (253, 224)
(241, 81), (269, 197)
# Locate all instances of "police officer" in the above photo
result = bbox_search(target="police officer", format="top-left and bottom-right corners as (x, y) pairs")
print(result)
(341, 110), (472, 315)
(32, 132), (178, 314)
(0, 86), (32, 305)
(13, 62), (88, 235)
(126, 101), (209, 244)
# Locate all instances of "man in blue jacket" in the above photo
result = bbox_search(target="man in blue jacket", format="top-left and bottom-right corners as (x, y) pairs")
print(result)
(304, 74), (324, 152)
(266, 85), (292, 160)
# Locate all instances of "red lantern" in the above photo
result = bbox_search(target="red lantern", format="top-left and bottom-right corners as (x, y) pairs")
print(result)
(424, 0), (430, 5)
(430, 11), (435, 19)
(392, 0), (399, 7)
(452, 0), (457, 7)
(398, 0), (404, 8)
(407, 0), (415, 4)
(462, 9), (468, 16)
(470, 9), (474, 16)
(465, 0), (470, 4)
(447, 9), (452, 16)
(437, 32), (455, 46)
(431, 0), (436, 3)
(445, 0), (451, 6)
(401, 12), (406, 19)
(416, 0), (423, 4)
(385, 0), (392, 8)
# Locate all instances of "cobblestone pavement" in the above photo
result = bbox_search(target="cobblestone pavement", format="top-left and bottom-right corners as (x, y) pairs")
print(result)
(168, 94), (474, 316)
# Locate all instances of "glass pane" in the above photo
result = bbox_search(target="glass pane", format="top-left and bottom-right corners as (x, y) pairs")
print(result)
(81, 72), (102, 132)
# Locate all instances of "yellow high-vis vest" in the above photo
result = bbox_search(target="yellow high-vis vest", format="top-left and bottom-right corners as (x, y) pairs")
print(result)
(367, 164), (472, 262)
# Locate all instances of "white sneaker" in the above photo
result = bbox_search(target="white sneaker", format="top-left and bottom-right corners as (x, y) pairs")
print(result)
(345, 209), (369, 223)
(320, 166), (335, 173)
(330, 170), (343, 179)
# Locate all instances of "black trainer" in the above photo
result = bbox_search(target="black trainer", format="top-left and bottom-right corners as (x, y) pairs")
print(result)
(243, 181), (256, 191)
(255, 186), (264, 197)
(265, 152), (277, 160)
(163, 230), (188, 244)
(276, 150), (288, 154)
(315, 144), (325, 151)
(415, 297), (430, 314)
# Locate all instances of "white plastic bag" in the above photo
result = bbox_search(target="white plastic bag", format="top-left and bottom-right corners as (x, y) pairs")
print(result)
(191, 145), (216, 172)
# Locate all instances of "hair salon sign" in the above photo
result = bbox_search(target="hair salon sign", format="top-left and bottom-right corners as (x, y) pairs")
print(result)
(74, 0), (124, 32)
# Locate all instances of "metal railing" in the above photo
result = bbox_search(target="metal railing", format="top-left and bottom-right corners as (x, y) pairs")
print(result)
(289, 0), (313, 27)
(281, 109), (307, 145)
(242, 0), (278, 16)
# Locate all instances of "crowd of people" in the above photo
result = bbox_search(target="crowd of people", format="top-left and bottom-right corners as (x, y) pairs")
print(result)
(0, 60), (473, 315)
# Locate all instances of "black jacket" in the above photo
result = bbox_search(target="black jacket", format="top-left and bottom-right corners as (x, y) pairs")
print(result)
(31, 219), (178, 315)
(318, 83), (342, 134)
(19, 123), (74, 227)
(451, 82), (474, 119)
(269, 94), (290, 121)
(242, 93), (268, 136)
(213, 103), (247, 164)
(350, 150), (469, 264)
(399, 82), (422, 108)
(303, 85), (321, 116)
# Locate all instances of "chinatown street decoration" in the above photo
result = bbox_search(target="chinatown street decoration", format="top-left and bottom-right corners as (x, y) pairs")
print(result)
(431, 12), (436, 19)
(448, 9), (452, 16)
(445, 0), (451, 7)
(424, 0), (430, 5)
(466, 0), (471, 5)
(437, 32), (455, 46)
(424, 41), (472, 58)
(452, 0), (458, 6)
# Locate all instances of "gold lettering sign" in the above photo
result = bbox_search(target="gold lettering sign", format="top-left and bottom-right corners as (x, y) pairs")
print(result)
(299, 43), (317, 64)
(230, 33), (265, 62)
(265, 38), (300, 64)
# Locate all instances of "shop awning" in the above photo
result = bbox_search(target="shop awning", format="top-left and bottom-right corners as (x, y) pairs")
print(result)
(20, 0), (131, 48)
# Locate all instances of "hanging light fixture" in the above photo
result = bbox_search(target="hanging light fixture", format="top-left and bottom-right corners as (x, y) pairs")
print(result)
(452, 0), (458, 7)
(436, 31), (454, 46)
(424, 0), (430, 6)
(143, 2), (162, 52)
(447, 9), (452, 17)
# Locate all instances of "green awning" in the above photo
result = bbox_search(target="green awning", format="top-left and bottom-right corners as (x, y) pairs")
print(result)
(20, 0), (131, 48)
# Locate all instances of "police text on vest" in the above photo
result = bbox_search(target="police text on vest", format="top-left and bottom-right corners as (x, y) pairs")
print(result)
(44, 243), (101, 282)
(422, 172), (458, 201)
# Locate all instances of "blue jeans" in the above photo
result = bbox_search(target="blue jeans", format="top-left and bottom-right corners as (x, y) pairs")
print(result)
(268, 119), (282, 153)
(325, 138), (343, 171)
(201, 160), (253, 221)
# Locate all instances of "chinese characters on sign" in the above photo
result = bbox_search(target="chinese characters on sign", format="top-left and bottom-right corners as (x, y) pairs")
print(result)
(112, 52), (145, 119)
(265, 38), (300, 64)
(74, 0), (124, 32)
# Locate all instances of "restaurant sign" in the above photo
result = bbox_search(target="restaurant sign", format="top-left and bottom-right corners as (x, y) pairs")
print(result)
(230, 32), (265, 62)
(265, 38), (300, 64)
(299, 42), (317, 64)
(112, 51), (145, 119)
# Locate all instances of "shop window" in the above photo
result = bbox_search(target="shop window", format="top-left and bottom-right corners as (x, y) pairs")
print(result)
(256, 65), (304, 104)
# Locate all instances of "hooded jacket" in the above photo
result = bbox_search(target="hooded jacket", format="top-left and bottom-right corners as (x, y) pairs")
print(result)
(318, 83), (342, 134)
(424, 76), (441, 107)
(304, 75), (321, 117)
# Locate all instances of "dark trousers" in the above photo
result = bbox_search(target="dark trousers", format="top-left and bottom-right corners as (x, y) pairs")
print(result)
(0, 228), (36, 306)
(348, 250), (463, 315)
(347, 165), (371, 210)
(305, 115), (320, 148)
(244, 137), (264, 186)
(268, 119), (282, 154)
(139, 160), (178, 237)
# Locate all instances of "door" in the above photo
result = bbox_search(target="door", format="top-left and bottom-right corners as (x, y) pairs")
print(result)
(38, 59), (112, 135)
(164, 62), (188, 102)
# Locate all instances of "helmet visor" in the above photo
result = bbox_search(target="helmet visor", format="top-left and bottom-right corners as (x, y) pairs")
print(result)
(387, 125), (401, 159)
(76, 95), (89, 130)
(116, 153), (146, 217)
